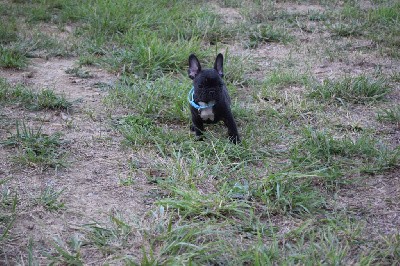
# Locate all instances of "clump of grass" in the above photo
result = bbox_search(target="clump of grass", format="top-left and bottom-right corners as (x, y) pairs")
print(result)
(308, 10), (328, 22)
(1, 122), (67, 170)
(337, 2), (400, 57)
(329, 21), (363, 37)
(45, 237), (83, 265)
(0, 180), (18, 244)
(66, 0), (223, 77)
(222, 52), (253, 87)
(82, 214), (133, 255)
(36, 187), (65, 211)
(104, 34), (206, 78)
(308, 75), (390, 104)
(157, 187), (251, 220)
(116, 115), (164, 146)
(0, 19), (18, 44)
(107, 76), (189, 122)
(65, 67), (93, 78)
(138, 206), (243, 265)
(377, 105), (400, 124)
(263, 69), (310, 89)
(291, 128), (399, 173)
(0, 46), (28, 69)
(247, 24), (292, 48)
(250, 172), (325, 214)
(0, 78), (71, 110)
(36, 89), (72, 110)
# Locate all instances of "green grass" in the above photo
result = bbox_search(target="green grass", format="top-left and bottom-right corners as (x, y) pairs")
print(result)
(308, 75), (391, 104)
(1, 0), (400, 265)
(45, 237), (83, 265)
(65, 67), (94, 78)
(337, 1), (400, 57)
(108, 76), (190, 123)
(0, 46), (28, 69)
(263, 69), (310, 89)
(36, 187), (66, 211)
(1, 122), (68, 170)
(247, 24), (293, 48)
(0, 18), (18, 44)
(0, 78), (72, 110)
(290, 128), (399, 174)
(0, 179), (18, 244)
(377, 105), (400, 124)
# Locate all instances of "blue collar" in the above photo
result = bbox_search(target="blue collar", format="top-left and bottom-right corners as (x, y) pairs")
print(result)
(188, 86), (215, 110)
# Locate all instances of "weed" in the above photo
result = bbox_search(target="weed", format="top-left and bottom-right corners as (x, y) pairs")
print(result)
(26, 238), (39, 266)
(36, 89), (72, 110)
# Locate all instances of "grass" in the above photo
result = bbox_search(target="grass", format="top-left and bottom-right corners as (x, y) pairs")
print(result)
(0, 46), (28, 69)
(36, 187), (65, 211)
(1, 0), (400, 264)
(308, 75), (391, 104)
(0, 179), (18, 244)
(247, 24), (293, 48)
(108, 76), (190, 123)
(263, 69), (310, 89)
(0, 78), (72, 110)
(291, 128), (399, 174)
(377, 105), (400, 124)
(65, 67), (94, 78)
(1, 121), (67, 170)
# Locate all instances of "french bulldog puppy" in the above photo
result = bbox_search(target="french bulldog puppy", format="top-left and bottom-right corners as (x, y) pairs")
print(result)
(188, 53), (240, 144)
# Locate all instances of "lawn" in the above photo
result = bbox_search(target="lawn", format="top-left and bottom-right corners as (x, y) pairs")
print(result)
(0, 0), (399, 264)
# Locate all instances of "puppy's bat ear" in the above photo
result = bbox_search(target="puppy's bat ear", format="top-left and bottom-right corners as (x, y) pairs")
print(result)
(188, 54), (201, 79)
(214, 53), (224, 77)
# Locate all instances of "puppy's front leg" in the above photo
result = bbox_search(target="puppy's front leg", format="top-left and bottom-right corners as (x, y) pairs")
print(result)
(223, 111), (240, 144)
(191, 111), (205, 140)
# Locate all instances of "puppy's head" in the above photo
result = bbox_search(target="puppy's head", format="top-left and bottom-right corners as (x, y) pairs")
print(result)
(188, 54), (224, 99)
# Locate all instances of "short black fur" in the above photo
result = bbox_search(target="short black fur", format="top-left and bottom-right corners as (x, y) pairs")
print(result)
(188, 53), (240, 144)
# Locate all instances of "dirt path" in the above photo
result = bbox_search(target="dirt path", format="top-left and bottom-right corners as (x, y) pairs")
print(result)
(0, 58), (153, 261)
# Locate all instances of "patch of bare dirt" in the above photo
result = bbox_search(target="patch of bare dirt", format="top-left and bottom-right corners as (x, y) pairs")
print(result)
(0, 58), (154, 263)
(276, 2), (326, 14)
(212, 2), (243, 25)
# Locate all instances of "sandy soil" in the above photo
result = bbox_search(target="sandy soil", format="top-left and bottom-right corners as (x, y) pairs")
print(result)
(0, 58), (155, 261)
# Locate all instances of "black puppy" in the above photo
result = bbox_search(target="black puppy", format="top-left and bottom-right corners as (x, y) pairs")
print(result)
(188, 53), (240, 144)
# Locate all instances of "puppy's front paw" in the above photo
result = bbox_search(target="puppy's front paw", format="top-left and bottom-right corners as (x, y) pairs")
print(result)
(196, 135), (204, 141)
(229, 135), (240, 144)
